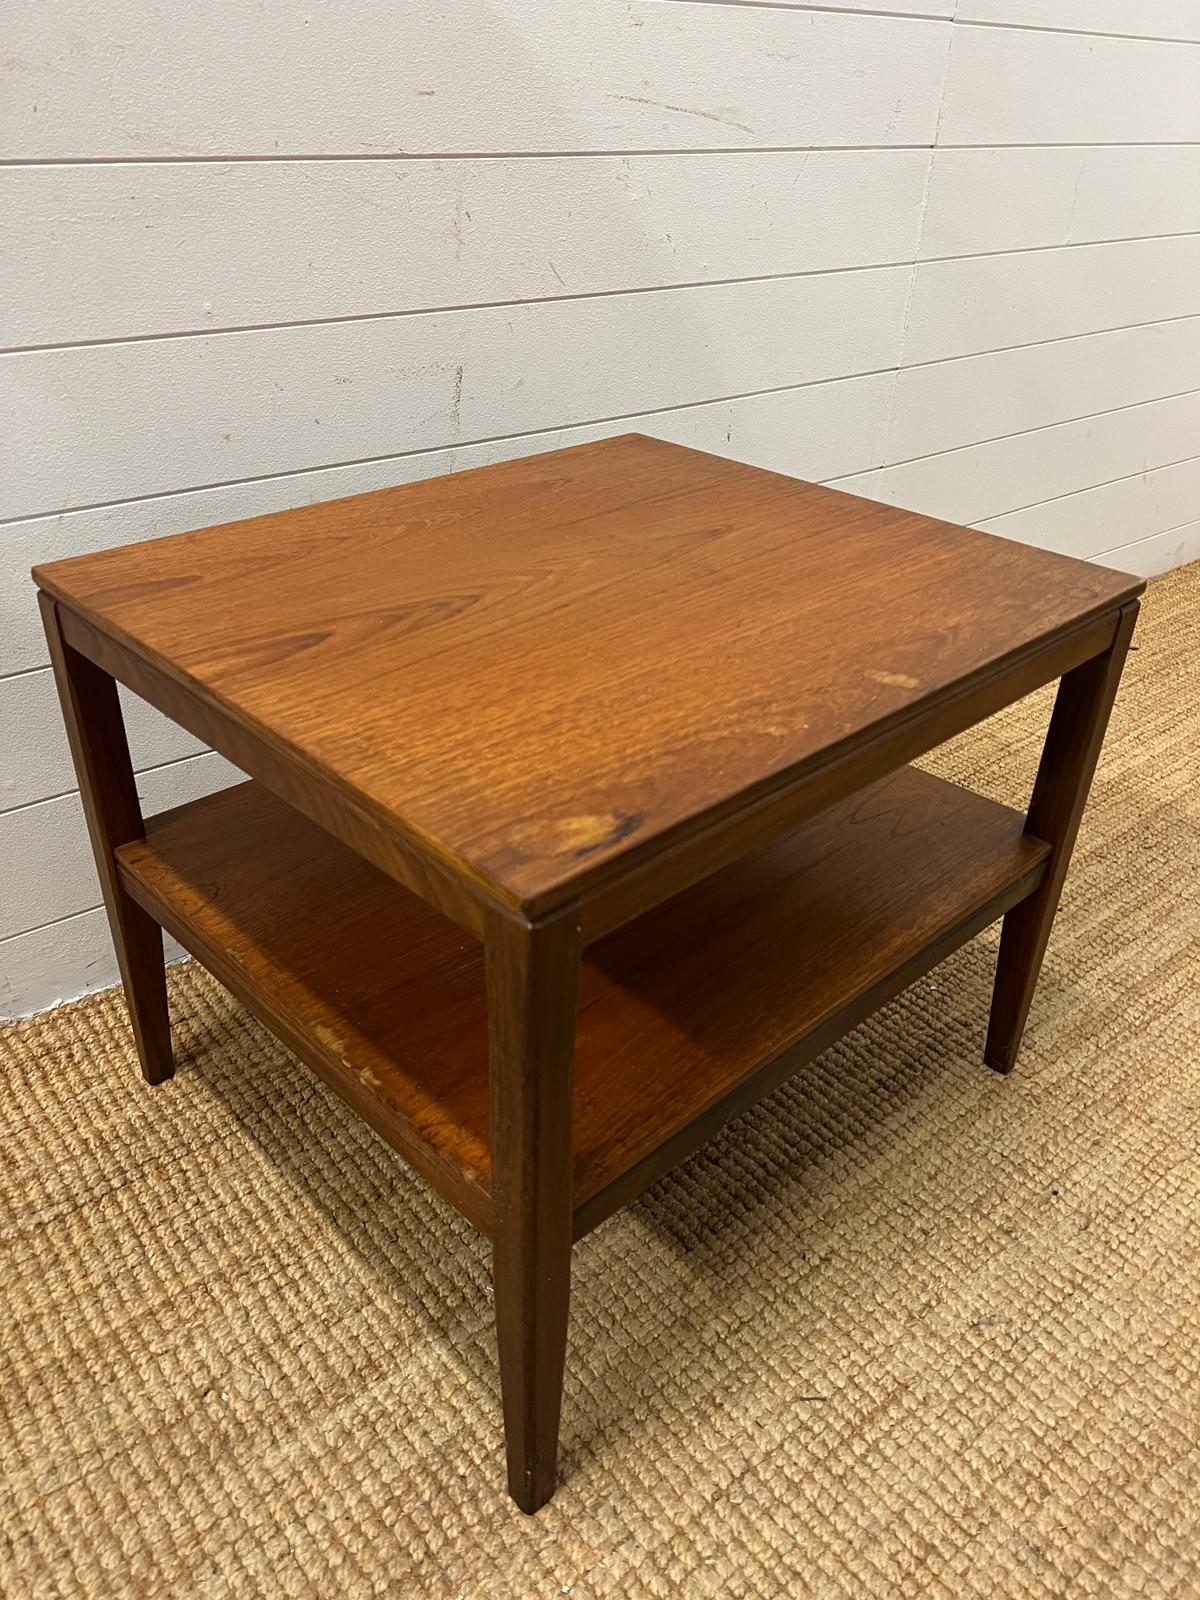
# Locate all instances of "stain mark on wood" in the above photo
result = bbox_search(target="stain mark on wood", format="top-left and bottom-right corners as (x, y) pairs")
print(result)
(507, 811), (645, 862)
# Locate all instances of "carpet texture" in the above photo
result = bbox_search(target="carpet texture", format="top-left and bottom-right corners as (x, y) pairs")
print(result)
(2, 563), (1198, 1599)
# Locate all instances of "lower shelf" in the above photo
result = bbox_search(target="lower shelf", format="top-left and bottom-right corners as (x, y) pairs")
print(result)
(117, 766), (1049, 1237)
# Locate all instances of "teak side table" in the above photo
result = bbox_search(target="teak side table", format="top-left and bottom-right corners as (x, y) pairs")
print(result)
(34, 435), (1143, 1511)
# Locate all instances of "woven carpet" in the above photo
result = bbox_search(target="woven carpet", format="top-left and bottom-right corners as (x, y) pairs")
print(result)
(3, 563), (1198, 1599)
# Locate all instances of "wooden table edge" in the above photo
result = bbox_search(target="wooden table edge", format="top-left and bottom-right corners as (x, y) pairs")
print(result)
(34, 570), (1144, 945)
(570, 592), (1143, 937)
(37, 587), (505, 937)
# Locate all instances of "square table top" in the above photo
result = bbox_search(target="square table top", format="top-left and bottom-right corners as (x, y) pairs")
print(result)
(35, 434), (1142, 915)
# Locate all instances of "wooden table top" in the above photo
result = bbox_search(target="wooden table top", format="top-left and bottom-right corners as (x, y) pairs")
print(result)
(35, 434), (1141, 915)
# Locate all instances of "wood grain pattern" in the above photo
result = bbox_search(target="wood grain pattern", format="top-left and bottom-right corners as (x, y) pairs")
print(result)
(115, 765), (1050, 1228)
(38, 593), (173, 1084)
(986, 602), (1140, 1072)
(2, 374), (898, 680)
(59, 606), (490, 938)
(36, 435), (1140, 921)
(35, 434), (1142, 1512)
(487, 906), (580, 1513)
(578, 605), (1117, 941)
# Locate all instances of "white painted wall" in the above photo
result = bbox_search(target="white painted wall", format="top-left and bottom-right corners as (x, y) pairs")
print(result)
(3, 0), (1199, 1018)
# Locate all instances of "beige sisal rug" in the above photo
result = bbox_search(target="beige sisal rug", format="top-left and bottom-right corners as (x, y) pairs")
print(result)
(3, 564), (1198, 1598)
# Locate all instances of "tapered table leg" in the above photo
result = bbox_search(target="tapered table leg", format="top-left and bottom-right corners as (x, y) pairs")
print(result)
(487, 904), (581, 1513)
(986, 601), (1139, 1074)
(39, 593), (173, 1084)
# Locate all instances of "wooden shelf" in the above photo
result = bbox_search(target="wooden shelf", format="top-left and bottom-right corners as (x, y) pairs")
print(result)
(117, 768), (1049, 1237)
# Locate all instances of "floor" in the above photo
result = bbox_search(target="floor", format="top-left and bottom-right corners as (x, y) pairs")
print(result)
(2, 562), (1197, 1599)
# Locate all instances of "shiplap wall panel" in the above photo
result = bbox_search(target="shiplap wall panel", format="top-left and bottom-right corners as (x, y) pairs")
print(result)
(903, 236), (1200, 367)
(14, 234), (1197, 525)
(956, 1), (1200, 43)
(976, 456), (1200, 560)
(920, 147), (1200, 258)
(0, 1), (950, 159)
(0, 753), (243, 943)
(0, 372), (898, 679)
(1100, 519), (1200, 577)
(5, 4), (1200, 1016)
(676, 1), (956, 14)
(888, 316), (1200, 461)
(1, 153), (931, 349)
(835, 389), (1200, 527)
(2, 269), (912, 520)
(1, 671), (207, 813)
(938, 27), (1200, 145)
(0, 908), (187, 1019)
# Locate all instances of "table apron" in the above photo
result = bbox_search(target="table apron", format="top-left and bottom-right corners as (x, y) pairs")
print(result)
(576, 605), (1126, 943)
(55, 599), (1123, 949)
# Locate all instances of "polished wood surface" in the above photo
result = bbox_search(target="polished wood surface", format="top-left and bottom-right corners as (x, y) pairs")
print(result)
(36, 435), (1143, 1511)
(487, 906), (580, 1512)
(39, 593), (173, 1085)
(986, 601), (1139, 1073)
(35, 434), (1140, 918)
(115, 766), (1049, 1228)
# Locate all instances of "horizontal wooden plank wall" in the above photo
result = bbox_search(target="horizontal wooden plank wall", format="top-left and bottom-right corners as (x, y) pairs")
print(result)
(3, 0), (1199, 1015)
(0, 2), (950, 156)
(1, 269), (916, 518)
(955, 0), (1200, 44)
(1, 153), (932, 348)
